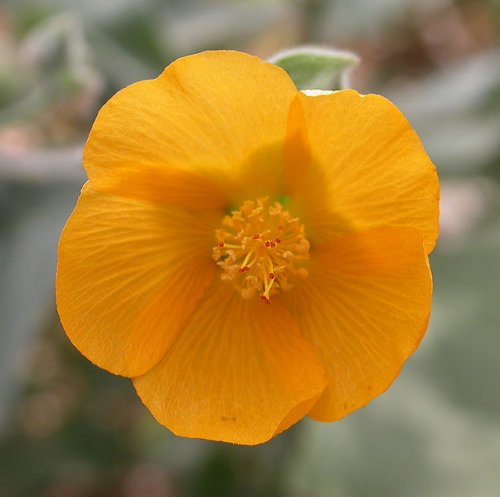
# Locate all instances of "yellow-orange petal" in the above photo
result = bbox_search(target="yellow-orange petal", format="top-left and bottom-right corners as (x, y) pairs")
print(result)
(282, 228), (432, 421)
(56, 184), (217, 377)
(84, 50), (298, 208)
(133, 282), (327, 445)
(285, 90), (439, 253)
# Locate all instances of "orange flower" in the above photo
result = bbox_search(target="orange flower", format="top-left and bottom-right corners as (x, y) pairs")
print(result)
(56, 50), (439, 445)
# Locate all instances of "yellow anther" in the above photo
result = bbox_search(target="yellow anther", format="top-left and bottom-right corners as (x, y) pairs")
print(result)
(212, 198), (310, 303)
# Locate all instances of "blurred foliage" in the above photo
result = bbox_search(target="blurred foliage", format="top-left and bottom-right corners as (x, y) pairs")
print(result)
(0, 0), (499, 496)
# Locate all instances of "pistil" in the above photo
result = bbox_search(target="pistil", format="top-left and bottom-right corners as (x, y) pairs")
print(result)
(212, 198), (310, 303)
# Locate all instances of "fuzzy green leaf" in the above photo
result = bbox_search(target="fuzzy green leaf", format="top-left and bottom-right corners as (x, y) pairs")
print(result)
(269, 46), (359, 90)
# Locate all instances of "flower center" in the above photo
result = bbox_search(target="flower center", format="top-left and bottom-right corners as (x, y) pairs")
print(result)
(212, 198), (310, 303)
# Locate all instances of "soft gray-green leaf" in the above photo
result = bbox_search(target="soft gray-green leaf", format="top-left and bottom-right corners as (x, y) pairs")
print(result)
(269, 47), (359, 90)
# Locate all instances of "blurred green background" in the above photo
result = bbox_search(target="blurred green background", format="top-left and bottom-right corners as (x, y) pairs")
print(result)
(0, 0), (499, 496)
